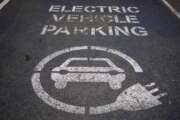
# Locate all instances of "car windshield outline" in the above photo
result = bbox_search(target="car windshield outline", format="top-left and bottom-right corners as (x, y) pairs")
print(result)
(52, 57), (124, 73)
(51, 57), (126, 90)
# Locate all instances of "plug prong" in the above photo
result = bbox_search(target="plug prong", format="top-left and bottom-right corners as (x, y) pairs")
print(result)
(145, 82), (156, 87)
(150, 88), (159, 94)
(156, 93), (167, 99)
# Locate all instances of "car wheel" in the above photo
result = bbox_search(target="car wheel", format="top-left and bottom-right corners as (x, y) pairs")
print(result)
(54, 81), (67, 89)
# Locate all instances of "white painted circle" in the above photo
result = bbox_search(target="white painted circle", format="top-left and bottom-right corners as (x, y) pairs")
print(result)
(31, 46), (143, 114)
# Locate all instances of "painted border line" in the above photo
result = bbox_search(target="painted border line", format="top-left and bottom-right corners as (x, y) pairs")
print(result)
(161, 0), (180, 19)
(0, 0), (10, 10)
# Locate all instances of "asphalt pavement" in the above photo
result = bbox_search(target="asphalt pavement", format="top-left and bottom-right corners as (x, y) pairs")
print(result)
(0, 0), (180, 120)
(166, 0), (180, 12)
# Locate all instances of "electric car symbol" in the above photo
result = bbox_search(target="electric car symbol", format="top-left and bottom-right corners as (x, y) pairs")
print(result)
(51, 58), (126, 90)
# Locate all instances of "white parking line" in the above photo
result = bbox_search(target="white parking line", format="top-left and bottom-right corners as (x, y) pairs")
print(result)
(0, 0), (10, 10)
(161, 0), (180, 19)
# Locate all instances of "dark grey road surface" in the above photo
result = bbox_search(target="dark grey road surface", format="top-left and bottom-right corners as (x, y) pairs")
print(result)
(0, 0), (180, 120)
(166, 0), (180, 12)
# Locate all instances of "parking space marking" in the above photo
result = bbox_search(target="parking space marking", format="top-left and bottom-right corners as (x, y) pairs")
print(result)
(0, 0), (10, 10)
(31, 46), (167, 114)
(161, 0), (180, 19)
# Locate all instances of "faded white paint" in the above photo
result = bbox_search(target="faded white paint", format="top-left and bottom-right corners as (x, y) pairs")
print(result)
(31, 46), (167, 115)
(31, 73), (85, 114)
(90, 83), (167, 114)
(161, 0), (180, 19)
(49, 5), (140, 14)
(51, 57), (126, 90)
(0, 0), (10, 10)
(52, 14), (140, 24)
(41, 25), (148, 37)
(34, 46), (88, 72)
(90, 46), (143, 72)
(32, 46), (88, 114)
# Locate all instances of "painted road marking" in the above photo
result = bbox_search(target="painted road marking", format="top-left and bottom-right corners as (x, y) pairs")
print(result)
(0, 0), (10, 10)
(31, 46), (141, 114)
(31, 73), (86, 114)
(90, 46), (143, 72)
(90, 83), (167, 114)
(40, 5), (149, 37)
(31, 46), (167, 115)
(161, 0), (180, 19)
(51, 57), (126, 90)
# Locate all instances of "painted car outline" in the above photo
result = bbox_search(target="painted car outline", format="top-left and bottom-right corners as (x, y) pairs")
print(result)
(51, 58), (126, 90)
